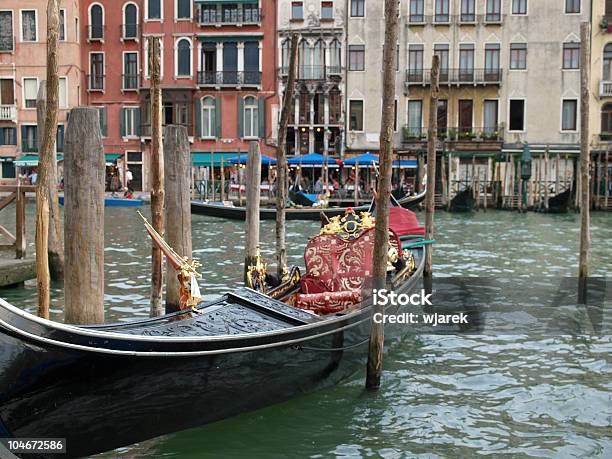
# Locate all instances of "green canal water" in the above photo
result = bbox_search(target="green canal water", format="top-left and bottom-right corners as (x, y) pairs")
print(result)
(1, 206), (611, 458)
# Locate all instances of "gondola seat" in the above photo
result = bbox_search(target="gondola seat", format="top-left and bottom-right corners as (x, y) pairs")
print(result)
(388, 206), (425, 237)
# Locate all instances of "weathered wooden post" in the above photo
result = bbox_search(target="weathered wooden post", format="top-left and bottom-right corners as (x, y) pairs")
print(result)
(555, 153), (561, 194)
(423, 55), (440, 281)
(605, 151), (609, 209)
(447, 152), (452, 210)
(244, 142), (261, 283)
(276, 34), (298, 276)
(35, 0), (61, 319)
(220, 156), (225, 202)
(366, 0), (399, 391)
(37, 82), (64, 280)
(544, 148), (550, 210)
(578, 21), (590, 303)
(354, 161), (359, 206)
(164, 125), (192, 313)
(15, 185), (26, 259)
(64, 108), (105, 324)
(149, 36), (165, 317)
(210, 150), (216, 201)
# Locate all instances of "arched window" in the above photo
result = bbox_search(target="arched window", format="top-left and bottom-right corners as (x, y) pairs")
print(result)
(243, 96), (258, 138)
(299, 40), (312, 79)
(604, 44), (612, 81)
(281, 40), (290, 73)
(176, 38), (191, 76)
(123, 3), (138, 39)
(201, 96), (216, 138)
(329, 39), (341, 73)
(90, 4), (104, 40)
(601, 103), (612, 138)
(313, 40), (325, 79)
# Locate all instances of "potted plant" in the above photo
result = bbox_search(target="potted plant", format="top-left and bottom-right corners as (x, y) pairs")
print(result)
(600, 17), (608, 30)
(447, 128), (458, 140)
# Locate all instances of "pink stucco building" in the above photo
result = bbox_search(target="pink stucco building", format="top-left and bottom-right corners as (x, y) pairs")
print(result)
(0, 0), (82, 183)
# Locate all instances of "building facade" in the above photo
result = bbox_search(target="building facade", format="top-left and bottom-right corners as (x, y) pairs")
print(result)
(277, 0), (346, 156)
(80, 0), (277, 191)
(0, 0), (82, 182)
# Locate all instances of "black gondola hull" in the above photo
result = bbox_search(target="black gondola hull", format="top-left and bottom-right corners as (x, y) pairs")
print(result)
(191, 190), (426, 221)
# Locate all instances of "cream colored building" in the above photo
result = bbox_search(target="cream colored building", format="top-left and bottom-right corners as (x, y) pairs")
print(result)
(277, 0), (346, 156)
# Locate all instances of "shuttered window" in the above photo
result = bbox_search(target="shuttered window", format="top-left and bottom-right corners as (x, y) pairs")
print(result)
(23, 78), (37, 109)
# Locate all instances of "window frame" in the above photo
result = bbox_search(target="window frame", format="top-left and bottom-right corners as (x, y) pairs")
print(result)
(350, 0), (365, 18)
(201, 96), (216, 139)
(243, 96), (259, 139)
(564, 0), (580, 14)
(175, 0), (192, 20)
(58, 76), (68, 109)
(348, 99), (364, 132)
(561, 98), (578, 132)
(291, 2), (304, 20)
(348, 44), (365, 71)
(59, 8), (66, 41)
(175, 36), (192, 78)
(508, 98), (526, 133)
(123, 106), (140, 138)
(406, 99), (423, 138)
(122, 51), (139, 90)
(511, 0), (527, 15)
(21, 76), (38, 110)
(146, 0), (164, 21)
(19, 9), (38, 43)
(144, 38), (164, 79)
(122, 2), (139, 39)
(89, 51), (105, 91)
(321, 1), (334, 20)
(0, 10), (14, 52)
(509, 42), (527, 70)
(562, 42), (580, 70)
(88, 3), (105, 41)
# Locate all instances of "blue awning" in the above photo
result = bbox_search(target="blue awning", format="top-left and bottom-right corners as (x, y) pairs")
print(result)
(287, 153), (339, 167)
(226, 155), (277, 166)
(392, 160), (418, 168)
(343, 153), (379, 166)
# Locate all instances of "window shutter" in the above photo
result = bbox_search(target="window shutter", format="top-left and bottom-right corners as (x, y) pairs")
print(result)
(120, 108), (126, 137)
(0, 129), (4, 147)
(99, 107), (107, 137)
(135, 108), (141, 136)
(195, 98), (202, 138)
(20, 125), (26, 148)
(215, 96), (222, 138)
(237, 97), (244, 138)
(258, 96), (265, 138)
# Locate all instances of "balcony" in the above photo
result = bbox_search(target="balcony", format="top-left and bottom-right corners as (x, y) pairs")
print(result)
(0, 105), (17, 121)
(600, 80), (612, 97)
(87, 74), (105, 91)
(0, 35), (14, 52)
(279, 65), (344, 80)
(121, 24), (139, 40)
(198, 8), (261, 26)
(87, 25), (104, 42)
(405, 68), (502, 86)
(408, 14), (504, 25)
(122, 74), (139, 91)
(197, 70), (261, 87)
(600, 132), (612, 142)
(402, 126), (504, 144)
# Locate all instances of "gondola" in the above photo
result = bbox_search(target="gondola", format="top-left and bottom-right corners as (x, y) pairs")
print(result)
(0, 207), (427, 458)
(191, 188), (426, 221)
(449, 187), (475, 212)
(534, 188), (572, 213)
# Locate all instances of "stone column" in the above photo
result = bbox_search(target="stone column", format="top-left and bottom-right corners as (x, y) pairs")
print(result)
(237, 42), (244, 72)
(216, 42), (223, 72)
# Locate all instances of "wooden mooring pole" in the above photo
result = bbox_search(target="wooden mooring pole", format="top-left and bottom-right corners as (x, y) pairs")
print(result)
(366, 0), (399, 391)
(35, 0), (60, 319)
(164, 125), (192, 314)
(149, 36), (165, 317)
(244, 142), (261, 284)
(423, 55), (440, 282)
(578, 21), (591, 303)
(276, 34), (298, 276)
(37, 82), (64, 280)
(64, 108), (105, 324)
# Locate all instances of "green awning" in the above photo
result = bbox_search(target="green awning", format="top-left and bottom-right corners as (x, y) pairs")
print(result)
(191, 152), (237, 167)
(447, 151), (501, 158)
(105, 153), (123, 165)
(15, 154), (64, 167)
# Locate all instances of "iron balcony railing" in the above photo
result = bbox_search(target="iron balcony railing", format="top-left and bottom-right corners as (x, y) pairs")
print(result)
(405, 68), (502, 85)
(122, 74), (139, 90)
(0, 35), (14, 52)
(279, 65), (344, 79)
(402, 125), (504, 142)
(87, 74), (105, 91)
(198, 8), (261, 25)
(88, 25), (104, 41)
(0, 105), (16, 121)
(599, 132), (612, 141)
(121, 24), (139, 40)
(408, 13), (504, 25)
(197, 70), (262, 86)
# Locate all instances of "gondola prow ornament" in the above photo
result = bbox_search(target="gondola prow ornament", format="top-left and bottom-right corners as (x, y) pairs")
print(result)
(138, 211), (202, 312)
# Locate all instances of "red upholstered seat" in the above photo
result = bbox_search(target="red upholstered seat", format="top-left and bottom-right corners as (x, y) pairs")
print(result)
(295, 228), (375, 314)
(389, 206), (425, 237)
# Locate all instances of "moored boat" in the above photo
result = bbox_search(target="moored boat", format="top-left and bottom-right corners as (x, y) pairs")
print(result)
(191, 189), (426, 221)
(58, 195), (144, 207)
(0, 207), (427, 458)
